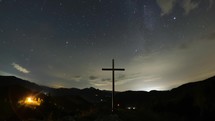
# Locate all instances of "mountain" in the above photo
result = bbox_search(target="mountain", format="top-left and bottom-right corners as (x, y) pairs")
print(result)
(115, 76), (215, 121)
(0, 75), (215, 121)
(0, 76), (111, 103)
(0, 76), (95, 121)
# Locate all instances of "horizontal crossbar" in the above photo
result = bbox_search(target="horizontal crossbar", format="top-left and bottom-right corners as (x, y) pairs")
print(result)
(102, 68), (125, 71)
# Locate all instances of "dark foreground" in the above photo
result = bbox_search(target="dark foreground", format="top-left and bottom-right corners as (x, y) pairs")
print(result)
(1, 76), (215, 121)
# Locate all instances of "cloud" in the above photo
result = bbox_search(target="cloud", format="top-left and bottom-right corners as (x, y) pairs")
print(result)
(182, 0), (199, 15)
(125, 36), (215, 91)
(101, 78), (111, 82)
(74, 75), (81, 78)
(203, 32), (215, 41)
(51, 83), (65, 88)
(156, 0), (211, 16)
(178, 32), (215, 50)
(90, 78), (111, 89)
(89, 76), (98, 80)
(71, 75), (82, 82)
(209, 0), (214, 9)
(179, 43), (189, 50)
(156, 0), (177, 16)
(12, 63), (30, 74)
(117, 74), (126, 80)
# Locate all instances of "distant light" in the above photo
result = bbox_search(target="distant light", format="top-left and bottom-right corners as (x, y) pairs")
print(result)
(43, 92), (48, 95)
(173, 17), (176, 20)
(26, 97), (33, 103)
(127, 106), (136, 110)
(19, 96), (43, 107)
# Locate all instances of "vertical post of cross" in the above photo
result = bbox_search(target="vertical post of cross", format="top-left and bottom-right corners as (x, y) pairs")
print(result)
(112, 59), (114, 112)
(102, 59), (125, 112)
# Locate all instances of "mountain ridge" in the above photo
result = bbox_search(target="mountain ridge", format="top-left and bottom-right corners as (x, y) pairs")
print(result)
(1, 75), (215, 92)
(1, 75), (215, 121)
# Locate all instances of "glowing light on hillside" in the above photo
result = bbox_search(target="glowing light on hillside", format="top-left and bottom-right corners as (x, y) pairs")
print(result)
(19, 96), (43, 107)
(26, 97), (33, 103)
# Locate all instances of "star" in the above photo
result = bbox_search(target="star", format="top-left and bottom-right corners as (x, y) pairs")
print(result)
(0, 0), (214, 91)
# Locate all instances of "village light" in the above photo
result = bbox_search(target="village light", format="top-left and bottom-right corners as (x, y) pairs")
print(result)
(19, 96), (43, 107)
(26, 97), (33, 103)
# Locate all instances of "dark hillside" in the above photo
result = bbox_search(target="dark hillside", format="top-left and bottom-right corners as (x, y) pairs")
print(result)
(0, 75), (215, 121)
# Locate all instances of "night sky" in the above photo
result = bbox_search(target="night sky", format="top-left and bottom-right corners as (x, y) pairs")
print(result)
(0, 0), (215, 91)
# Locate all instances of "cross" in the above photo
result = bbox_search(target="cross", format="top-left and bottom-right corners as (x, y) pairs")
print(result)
(102, 59), (125, 112)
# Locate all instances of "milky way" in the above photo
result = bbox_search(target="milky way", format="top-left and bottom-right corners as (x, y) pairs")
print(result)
(0, 0), (215, 91)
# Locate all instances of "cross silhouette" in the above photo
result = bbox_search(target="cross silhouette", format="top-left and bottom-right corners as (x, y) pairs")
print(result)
(102, 59), (125, 112)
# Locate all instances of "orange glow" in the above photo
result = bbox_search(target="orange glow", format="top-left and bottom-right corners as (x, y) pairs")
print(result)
(19, 96), (43, 107)
(26, 97), (33, 103)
